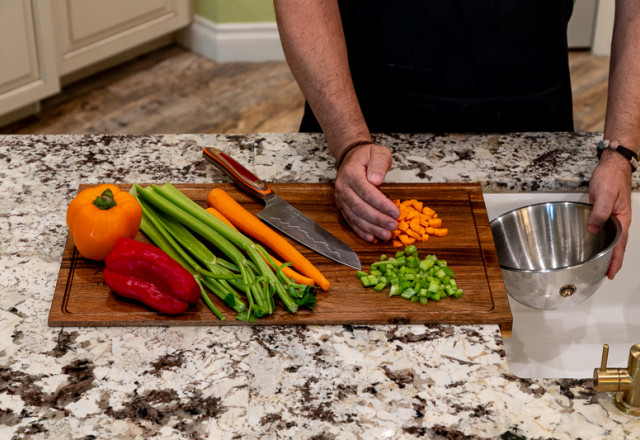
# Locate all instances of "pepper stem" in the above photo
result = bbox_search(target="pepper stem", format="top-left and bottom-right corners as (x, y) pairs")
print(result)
(93, 188), (117, 210)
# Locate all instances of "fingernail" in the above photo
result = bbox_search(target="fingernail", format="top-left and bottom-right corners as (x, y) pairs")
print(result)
(368, 173), (383, 185)
(387, 222), (397, 230)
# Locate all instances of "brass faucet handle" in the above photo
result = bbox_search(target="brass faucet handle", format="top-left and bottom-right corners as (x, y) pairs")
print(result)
(593, 343), (640, 416)
(630, 344), (640, 376)
(594, 369), (629, 392)
(600, 344), (610, 371)
(593, 344), (632, 392)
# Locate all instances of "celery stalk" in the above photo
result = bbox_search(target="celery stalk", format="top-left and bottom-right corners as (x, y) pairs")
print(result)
(148, 183), (301, 313)
(137, 201), (226, 320)
(137, 195), (248, 314)
(134, 183), (314, 318)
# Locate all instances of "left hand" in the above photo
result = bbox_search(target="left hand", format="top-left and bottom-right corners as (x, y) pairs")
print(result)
(334, 143), (400, 242)
(588, 150), (633, 279)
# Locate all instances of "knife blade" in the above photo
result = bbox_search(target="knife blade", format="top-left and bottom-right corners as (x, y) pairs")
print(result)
(202, 147), (361, 270)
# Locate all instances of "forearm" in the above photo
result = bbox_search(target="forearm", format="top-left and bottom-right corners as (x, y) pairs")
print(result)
(274, 0), (371, 162)
(587, 1), (640, 278)
(604, 0), (640, 152)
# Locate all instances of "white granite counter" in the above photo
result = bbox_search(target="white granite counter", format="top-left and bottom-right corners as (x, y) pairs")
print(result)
(1, 133), (639, 439)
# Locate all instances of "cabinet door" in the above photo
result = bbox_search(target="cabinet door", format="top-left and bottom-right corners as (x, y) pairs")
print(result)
(0, 0), (60, 115)
(53, 0), (192, 75)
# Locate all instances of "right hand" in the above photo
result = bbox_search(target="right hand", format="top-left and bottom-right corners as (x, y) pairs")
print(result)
(334, 143), (400, 242)
(588, 151), (633, 279)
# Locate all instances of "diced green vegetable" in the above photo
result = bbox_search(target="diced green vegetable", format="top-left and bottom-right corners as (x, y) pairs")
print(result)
(373, 281), (387, 291)
(357, 245), (463, 306)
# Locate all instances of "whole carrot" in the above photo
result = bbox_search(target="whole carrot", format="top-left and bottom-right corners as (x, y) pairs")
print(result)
(205, 207), (316, 287)
(206, 207), (237, 229)
(207, 188), (330, 290)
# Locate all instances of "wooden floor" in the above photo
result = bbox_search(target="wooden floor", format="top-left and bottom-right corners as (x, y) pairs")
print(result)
(0, 44), (610, 135)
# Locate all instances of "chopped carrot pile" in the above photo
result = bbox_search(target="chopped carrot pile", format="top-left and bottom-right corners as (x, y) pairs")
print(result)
(389, 199), (449, 247)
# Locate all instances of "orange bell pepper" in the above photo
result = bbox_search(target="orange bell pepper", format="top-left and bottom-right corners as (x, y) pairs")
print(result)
(66, 184), (142, 261)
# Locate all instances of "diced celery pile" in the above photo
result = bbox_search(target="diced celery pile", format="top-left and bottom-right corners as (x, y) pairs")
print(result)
(356, 245), (463, 305)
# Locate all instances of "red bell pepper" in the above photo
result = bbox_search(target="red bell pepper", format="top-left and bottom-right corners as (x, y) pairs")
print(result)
(104, 238), (200, 315)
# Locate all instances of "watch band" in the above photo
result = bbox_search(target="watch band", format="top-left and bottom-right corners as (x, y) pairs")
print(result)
(336, 140), (373, 168)
(597, 140), (639, 172)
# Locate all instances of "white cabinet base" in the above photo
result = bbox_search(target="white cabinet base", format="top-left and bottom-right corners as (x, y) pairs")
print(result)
(0, 102), (41, 128)
(0, 0), (59, 116)
(60, 35), (173, 86)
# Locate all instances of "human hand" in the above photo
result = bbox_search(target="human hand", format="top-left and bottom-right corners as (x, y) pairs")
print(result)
(588, 151), (633, 279)
(334, 143), (400, 242)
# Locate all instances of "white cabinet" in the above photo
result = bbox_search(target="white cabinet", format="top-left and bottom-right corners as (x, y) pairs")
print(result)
(52, 0), (192, 76)
(568, 0), (616, 56)
(0, 0), (192, 120)
(0, 0), (60, 116)
(568, 0), (598, 48)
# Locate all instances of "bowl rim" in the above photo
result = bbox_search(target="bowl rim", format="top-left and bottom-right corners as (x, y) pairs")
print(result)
(489, 201), (622, 274)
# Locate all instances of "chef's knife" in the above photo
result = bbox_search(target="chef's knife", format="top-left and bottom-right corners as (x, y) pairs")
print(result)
(203, 147), (361, 270)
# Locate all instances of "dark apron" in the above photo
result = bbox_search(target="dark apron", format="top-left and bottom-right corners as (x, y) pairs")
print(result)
(300, 0), (575, 133)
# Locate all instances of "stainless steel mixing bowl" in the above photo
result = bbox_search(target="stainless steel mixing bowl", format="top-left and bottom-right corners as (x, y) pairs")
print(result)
(490, 201), (621, 310)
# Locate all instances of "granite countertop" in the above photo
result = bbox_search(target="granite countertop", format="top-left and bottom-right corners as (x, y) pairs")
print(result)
(1, 133), (639, 439)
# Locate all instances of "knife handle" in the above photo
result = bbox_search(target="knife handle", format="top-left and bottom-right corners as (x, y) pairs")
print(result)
(203, 147), (272, 200)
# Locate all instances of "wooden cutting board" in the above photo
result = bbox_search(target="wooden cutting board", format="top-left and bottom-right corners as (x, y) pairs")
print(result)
(49, 183), (512, 335)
